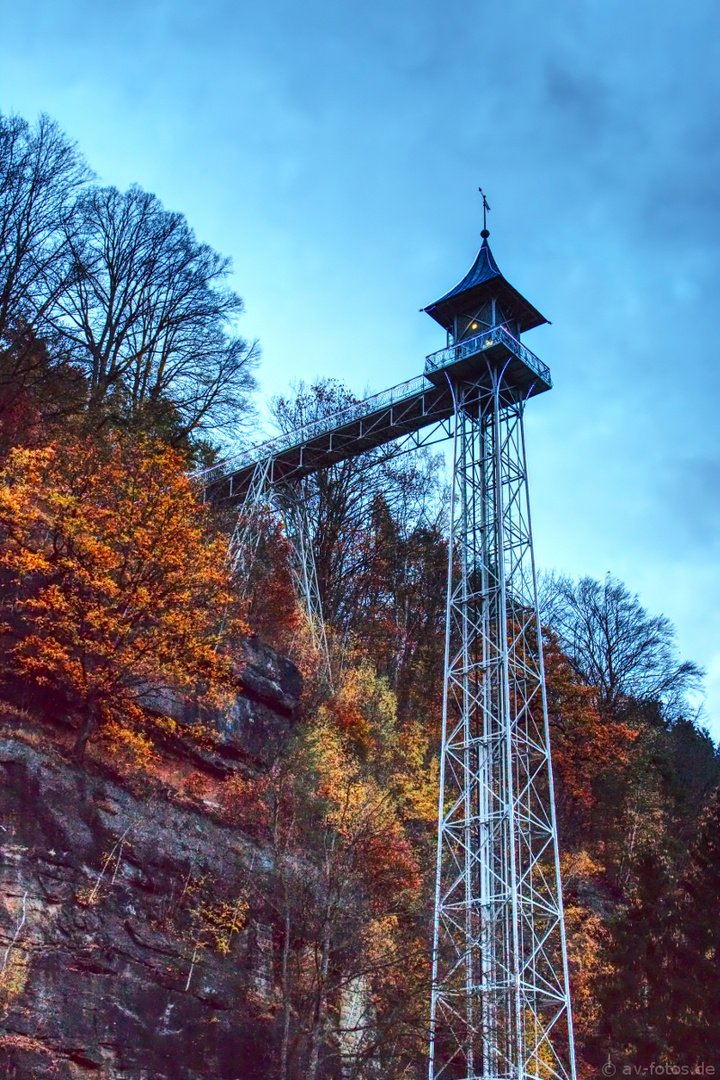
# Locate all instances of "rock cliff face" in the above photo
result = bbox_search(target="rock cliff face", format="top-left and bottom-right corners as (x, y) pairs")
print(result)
(0, 640), (302, 1080)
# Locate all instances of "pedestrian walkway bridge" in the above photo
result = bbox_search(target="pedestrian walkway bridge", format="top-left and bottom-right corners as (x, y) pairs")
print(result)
(198, 323), (551, 505)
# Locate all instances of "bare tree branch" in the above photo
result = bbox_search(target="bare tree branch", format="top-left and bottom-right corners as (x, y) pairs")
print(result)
(50, 184), (258, 441)
(539, 571), (703, 716)
(0, 112), (90, 345)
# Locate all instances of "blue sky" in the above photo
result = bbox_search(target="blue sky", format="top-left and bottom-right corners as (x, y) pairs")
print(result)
(2, 0), (719, 734)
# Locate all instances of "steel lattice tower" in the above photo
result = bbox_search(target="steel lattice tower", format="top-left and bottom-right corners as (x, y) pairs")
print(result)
(425, 216), (576, 1080)
(199, 211), (576, 1080)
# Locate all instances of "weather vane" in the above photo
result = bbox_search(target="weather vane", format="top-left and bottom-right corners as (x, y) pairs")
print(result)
(479, 187), (490, 238)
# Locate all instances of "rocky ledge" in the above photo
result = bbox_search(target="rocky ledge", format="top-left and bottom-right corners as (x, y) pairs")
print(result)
(0, 640), (302, 1080)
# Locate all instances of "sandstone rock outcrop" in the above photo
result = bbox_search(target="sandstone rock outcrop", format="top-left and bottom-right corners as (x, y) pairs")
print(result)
(0, 642), (302, 1080)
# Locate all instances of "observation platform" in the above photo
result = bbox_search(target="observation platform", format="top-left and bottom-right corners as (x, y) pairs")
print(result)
(423, 323), (551, 398)
(200, 326), (551, 505)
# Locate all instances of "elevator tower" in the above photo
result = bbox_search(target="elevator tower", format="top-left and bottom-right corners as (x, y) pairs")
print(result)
(424, 216), (576, 1080)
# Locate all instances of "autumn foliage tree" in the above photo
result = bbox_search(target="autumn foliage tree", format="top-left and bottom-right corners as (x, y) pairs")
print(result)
(234, 508), (301, 650)
(543, 627), (638, 844)
(222, 659), (437, 1079)
(0, 433), (246, 759)
(664, 787), (720, 1058)
(538, 576), (718, 1071)
(349, 496), (448, 725)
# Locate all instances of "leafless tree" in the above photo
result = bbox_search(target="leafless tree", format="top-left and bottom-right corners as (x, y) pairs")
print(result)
(51, 184), (258, 442)
(270, 378), (444, 632)
(0, 112), (90, 345)
(539, 572), (703, 715)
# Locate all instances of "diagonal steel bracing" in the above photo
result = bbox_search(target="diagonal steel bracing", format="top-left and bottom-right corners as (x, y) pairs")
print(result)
(227, 460), (333, 676)
(429, 371), (575, 1080)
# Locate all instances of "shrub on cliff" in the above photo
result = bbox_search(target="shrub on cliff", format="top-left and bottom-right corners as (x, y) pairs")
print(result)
(0, 432), (247, 759)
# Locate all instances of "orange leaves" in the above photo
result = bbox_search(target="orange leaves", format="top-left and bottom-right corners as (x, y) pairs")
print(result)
(0, 432), (247, 758)
(317, 661), (437, 825)
(306, 664), (430, 905)
(544, 629), (638, 812)
(362, 827), (422, 903)
(559, 854), (614, 1054)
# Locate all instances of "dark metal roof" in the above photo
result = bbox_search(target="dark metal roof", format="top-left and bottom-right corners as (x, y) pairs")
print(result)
(423, 238), (548, 335)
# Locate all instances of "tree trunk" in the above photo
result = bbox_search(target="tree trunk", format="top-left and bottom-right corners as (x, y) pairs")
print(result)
(279, 889), (292, 1080)
(306, 911), (332, 1080)
(73, 702), (99, 761)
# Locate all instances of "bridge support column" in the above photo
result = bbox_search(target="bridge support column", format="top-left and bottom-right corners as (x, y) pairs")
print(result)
(229, 461), (332, 680)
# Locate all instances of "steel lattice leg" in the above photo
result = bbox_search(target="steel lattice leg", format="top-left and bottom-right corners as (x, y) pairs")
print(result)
(228, 462), (332, 679)
(280, 482), (333, 680)
(429, 376), (576, 1080)
(227, 459), (273, 577)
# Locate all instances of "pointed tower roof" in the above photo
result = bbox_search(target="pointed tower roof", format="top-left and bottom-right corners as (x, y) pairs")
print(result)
(423, 236), (548, 334)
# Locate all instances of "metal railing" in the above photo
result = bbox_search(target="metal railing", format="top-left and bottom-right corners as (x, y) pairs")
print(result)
(195, 372), (432, 486)
(196, 327), (551, 487)
(424, 324), (552, 387)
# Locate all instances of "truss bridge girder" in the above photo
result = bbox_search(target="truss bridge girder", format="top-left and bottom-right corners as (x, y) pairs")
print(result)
(204, 376), (455, 504)
(199, 324), (549, 507)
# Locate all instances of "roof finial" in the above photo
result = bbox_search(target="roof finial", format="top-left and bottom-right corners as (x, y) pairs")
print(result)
(479, 187), (490, 239)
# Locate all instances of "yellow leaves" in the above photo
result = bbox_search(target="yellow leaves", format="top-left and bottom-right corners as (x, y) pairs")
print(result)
(100, 720), (158, 772)
(326, 777), (389, 841)
(312, 659), (438, 836)
(0, 891), (30, 1008)
(561, 850), (604, 888)
(563, 902), (614, 1036)
(523, 1008), (557, 1080)
(160, 874), (249, 964)
(337, 663), (397, 733)
(0, 446), (55, 489)
(2, 549), (50, 575)
(398, 750), (438, 825)
(303, 718), (381, 838)
(294, 666), (425, 905)
(319, 660), (396, 761)
(558, 851), (614, 1039)
(190, 895), (249, 955)
(361, 913), (401, 981)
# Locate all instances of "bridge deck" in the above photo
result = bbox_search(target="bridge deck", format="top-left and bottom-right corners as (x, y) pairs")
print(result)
(202, 375), (454, 503)
(200, 326), (551, 505)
